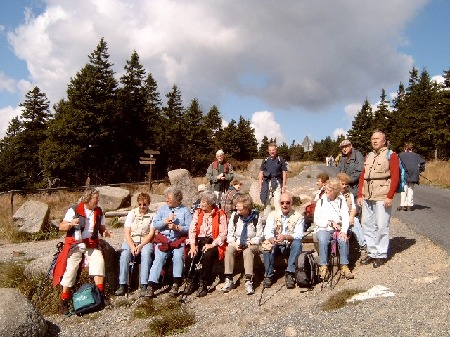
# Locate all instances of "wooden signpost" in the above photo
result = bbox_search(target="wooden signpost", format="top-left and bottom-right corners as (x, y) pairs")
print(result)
(140, 150), (160, 191)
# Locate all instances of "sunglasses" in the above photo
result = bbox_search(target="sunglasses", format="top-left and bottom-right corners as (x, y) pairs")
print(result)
(138, 203), (147, 207)
(280, 201), (291, 205)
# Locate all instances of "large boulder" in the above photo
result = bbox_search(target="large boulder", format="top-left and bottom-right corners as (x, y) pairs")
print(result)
(13, 200), (50, 233)
(168, 169), (197, 207)
(249, 181), (263, 207)
(0, 288), (48, 337)
(247, 159), (263, 180)
(97, 186), (131, 211)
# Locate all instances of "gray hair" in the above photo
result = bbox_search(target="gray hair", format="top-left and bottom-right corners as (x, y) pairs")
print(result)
(164, 186), (183, 203)
(199, 191), (217, 206)
(80, 187), (99, 203)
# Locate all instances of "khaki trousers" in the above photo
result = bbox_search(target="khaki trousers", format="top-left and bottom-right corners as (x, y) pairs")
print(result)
(60, 246), (105, 287)
(224, 244), (259, 276)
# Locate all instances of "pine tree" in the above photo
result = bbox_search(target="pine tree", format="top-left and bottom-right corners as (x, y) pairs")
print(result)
(372, 89), (392, 139)
(258, 136), (270, 157)
(347, 98), (373, 155)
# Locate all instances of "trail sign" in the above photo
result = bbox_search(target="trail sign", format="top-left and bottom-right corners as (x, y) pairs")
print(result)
(302, 136), (313, 152)
(140, 150), (159, 191)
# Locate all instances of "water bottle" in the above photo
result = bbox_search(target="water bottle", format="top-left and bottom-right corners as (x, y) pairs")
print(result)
(73, 216), (86, 253)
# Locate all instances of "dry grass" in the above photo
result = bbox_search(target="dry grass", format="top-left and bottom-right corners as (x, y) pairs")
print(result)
(287, 161), (314, 178)
(420, 160), (450, 188)
(320, 288), (362, 311)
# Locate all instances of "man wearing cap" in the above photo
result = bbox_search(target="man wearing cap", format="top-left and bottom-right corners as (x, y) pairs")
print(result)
(191, 184), (208, 214)
(206, 150), (234, 205)
(338, 139), (364, 197)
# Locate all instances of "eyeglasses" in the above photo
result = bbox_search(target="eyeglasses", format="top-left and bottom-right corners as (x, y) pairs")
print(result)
(138, 203), (147, 207)
(280, 201), (291, 205)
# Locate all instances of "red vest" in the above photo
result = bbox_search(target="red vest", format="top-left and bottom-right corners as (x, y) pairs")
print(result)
(196, 207), (227, 260)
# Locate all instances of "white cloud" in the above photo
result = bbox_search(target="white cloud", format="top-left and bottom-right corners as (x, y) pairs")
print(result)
(0, 72), (16, 93)
(251, 111), (285, 145)
(344, 103), (362, 122)
(431, 75), (444, 84)
(333, 128), (347, 140)
(0, 106), (22, 136)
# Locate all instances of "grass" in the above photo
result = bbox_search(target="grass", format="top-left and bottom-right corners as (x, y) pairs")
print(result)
(320, 288), (362, 311)
(420, 160), (450, 188)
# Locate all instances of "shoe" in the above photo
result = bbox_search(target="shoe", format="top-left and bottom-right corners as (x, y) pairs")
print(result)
(402, 206), (408, 211)
(245, 280), (255, 295)
(373, 258), (387, 268)
(197, 282), (208, 297)
(183, 280), (194, 295)
(319, 265), (329, 281)
(263, 277), (272, 289)
(359, 245), (367, 252)
(406, 206), (412, 211)
(168, 284), (179, 297)
(340, 265), (354, 279)
(139, 284), (147, 297)
(396, 206), (403, 211)
(145, 286), (154, 298)
(59, 299), (69, 315)
(114, 285), (126, 296)
(101, 293), (111, 307)
(360, 256), (375, 265)
(221, 278), (234, 293)
(285, 273), (296, 289)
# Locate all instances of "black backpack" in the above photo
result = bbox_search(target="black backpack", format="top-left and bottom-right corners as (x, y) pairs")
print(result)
(72, 283), (103, 316)
(295, 250), (319, 288)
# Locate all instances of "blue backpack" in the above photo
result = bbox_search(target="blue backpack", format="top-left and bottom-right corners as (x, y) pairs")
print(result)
(73, 283), (103, 316)
(387, 150), (406, 193)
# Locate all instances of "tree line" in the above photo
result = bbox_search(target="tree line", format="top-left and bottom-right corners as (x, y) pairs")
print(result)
(0, 38), (448, 192)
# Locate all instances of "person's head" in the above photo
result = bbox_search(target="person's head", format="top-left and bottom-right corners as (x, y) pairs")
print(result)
(164, 186), (183, 208)
(404, 142), (413, 152)
(339, 139), (353, 156)
(81, 187), (100, 210)
(316, 173), (329, 189)
(197, 184), (208, 195)
(325, 179), (341, 201)
(268, 143), (277, 158)
(199, 191), (216, 212)
(235, 194), (253, 217)
(336, 172), (350, 193)
(216, 149), (225, 163)
(231, 179), (242, 191)
(137, 192), (151, 213)
(371, 130), (387, 152)
(279, 192), (293, 215)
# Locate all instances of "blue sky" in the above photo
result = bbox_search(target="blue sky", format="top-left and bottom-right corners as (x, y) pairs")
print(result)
(1, 0), (449, 148)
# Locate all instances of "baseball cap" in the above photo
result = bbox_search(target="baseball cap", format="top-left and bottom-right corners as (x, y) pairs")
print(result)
(339, 139), (352, 147)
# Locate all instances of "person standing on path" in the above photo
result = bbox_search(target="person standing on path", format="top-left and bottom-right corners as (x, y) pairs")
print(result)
(338, 139), (364, 198)
(398, 142), (426, 211)
(206, 149), (234, 205)
(259, 143), (288, 218)
(357, 130), (399, 268)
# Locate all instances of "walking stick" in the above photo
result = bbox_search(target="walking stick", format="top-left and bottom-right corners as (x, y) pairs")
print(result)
(179, 250), (204, 304)
(420, 173), (433, 184)
(127, 254), (137, 298)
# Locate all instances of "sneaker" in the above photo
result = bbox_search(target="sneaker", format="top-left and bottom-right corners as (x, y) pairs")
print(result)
(319, 265), (329, 281)
(59, 299), (69, 315)
(145, 286), (154, 298)
(263, 277), (272, 289)
(285, 273), (296, 289)
(168, 284), (179, 297)
(139, 284), (147, 297)
(197, 283), (208, 297)
(360, 256), (375, 265)
(114, 285), (126, 296)
(245, 280), (254, 295)
(221, 278), (234, 293)
(340, 265), (354, 279)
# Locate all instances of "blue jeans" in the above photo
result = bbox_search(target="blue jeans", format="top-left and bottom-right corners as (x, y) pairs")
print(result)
(361, 200), (391, 259)
(148, 243), (185, 284)
(350, 217), (366, 248)
(118, 241), (153, 286)
(263, 239), (302, 278)
(316, 230), (349, 266)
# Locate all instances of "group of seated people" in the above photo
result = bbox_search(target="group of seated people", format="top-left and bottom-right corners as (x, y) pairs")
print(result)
(55, 173), (361, 314)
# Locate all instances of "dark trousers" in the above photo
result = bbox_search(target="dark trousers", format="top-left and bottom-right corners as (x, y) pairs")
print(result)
(185, 237), (218, 284)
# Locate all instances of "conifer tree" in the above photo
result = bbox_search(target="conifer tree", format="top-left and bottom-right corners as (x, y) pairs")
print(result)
(372, 89), (392, 139)
(347, 98), (373, 155)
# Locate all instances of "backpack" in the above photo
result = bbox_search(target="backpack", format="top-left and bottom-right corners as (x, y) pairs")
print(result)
(72, 283), (103, 316)
(387, 150), (406, 193)
(295, 250), (319, 287)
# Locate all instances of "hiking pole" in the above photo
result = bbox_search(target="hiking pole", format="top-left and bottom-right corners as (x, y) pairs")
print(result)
(32, 241), (64, 306)
(127, 254), (137, 298)
(179, 250), (204, 304)
(259, 244), (276, 306)
(420, 173), (433, 184)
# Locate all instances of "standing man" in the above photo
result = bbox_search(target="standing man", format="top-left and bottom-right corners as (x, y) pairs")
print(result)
(398, 142), (426, 211)
(338, 139), (364, 197)
(357, 130), (399, 268)
(259, 143), (288, 218)
(206, 149), (234, 204)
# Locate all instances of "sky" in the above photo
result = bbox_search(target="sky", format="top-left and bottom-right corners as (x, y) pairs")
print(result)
(1, 0), (449, 148)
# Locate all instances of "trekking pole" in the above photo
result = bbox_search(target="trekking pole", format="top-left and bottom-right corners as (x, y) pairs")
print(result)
(179, 255), (197, 304)
(420, 173), (433, 184)
(259, 244), (276, 306)
(32, 241), (63, 306)
(127, 254), (136, 298)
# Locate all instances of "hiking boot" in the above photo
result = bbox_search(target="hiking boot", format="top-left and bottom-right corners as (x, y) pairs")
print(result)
(359, 245), (367, 252)
(406, 206), (412, 211)
(221, 278), (234, 293)
(114, 285), (126, 296)
(245, 280), (254, 295)
(197, 282), (207, 297)
(168, 284), (179, 297)
(373, 258), (387, 268)
(340, 265), (354, 279)
(285, 272), (296, 289)
(319, 265), (329, 281)
(396, 206), (403, 211)
(139, 284), (147, 297)
(145, 285), (154, 298)
(59, 299), (70, 315)
(263, 277), (272, 289)
(183, 280), (194, 295)
(360, 256), (375, 265)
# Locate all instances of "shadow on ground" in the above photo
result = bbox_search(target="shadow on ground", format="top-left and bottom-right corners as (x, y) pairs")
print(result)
(389, 236), (416, 259)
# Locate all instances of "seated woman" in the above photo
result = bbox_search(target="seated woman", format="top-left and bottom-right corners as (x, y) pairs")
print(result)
(314, 179), (354, 280)
(222, 194), (263, 295)
(115, 193), (155, 297)
(185, 191), (227, 297)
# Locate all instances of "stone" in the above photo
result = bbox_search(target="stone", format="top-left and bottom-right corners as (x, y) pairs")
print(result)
(167, 169), (197, 206)
(13, 200), (50, 233)
(97, 186), (131, 211)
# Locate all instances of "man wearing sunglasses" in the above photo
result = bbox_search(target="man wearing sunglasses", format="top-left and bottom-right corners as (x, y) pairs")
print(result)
(262, 192), (304, 289)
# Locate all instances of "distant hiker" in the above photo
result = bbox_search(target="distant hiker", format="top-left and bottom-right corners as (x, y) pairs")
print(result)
(259, 143), (288, 218)
(146, 187), (192, 298)
(357, 130), (399, 268)
(397, 142), (426, 211)
(115, 193), (155, 297)
(337, 139), (364, 197)
(185, 191), (227, 297)
(222, 194), (263, 295)
(262, 192), (303, 289)
(314, 179), (353, 281)
(206, 149), (234, 204)
(53, 187), (111, 315)
(191, 184), (208, 214)
(220, 179), (242, 219)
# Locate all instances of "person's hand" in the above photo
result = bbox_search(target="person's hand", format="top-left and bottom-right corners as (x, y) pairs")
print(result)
(70, 217), (79, 228)
(189, 245), (198, 257)
(384, 197), (393, 208)
(134, 244), (142, 255)
(274, 234), (285, 244)
(349, 216), (355, 226)
(103, 228), (112, 238)
(340, 232), (348, 242)
(357, 197), (363, 207)
(168, 222), (175, 230)
(203, 243), (214, 252)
